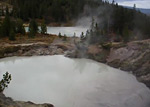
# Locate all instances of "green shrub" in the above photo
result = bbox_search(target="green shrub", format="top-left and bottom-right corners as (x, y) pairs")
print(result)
(101, 42), (112, 50)
(63, 34), (67, 41)
(28, 19), (38, 38)
(0, 72), (11, 92)
(9, 29), (16, 41)
(41, 21), (47, 34)
(58, 32), (62, 38)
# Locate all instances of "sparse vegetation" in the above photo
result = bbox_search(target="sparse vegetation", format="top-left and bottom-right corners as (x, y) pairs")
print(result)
(0, 0), (149, 42)
(41, 20), (47, 34)
(9, 29), (16, 41)
(63, 34), (67, 41)
(0, 14), (11, 38)
(0, 72), (11, 92)
(80, 32), (85, 40)
(28, 19), (38, 38)
(58, 32), (62, 38)
(16, 19), (25, 35)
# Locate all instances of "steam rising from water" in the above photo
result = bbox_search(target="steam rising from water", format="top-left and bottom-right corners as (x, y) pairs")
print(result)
(0, 55), (150, 107)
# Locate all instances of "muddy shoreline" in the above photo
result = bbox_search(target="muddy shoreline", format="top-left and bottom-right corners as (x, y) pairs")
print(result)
(0, 38), (150, 107)
(1, 39), (150, 88)
(0, 35), (76, 107)
(67, 39), (150, 88)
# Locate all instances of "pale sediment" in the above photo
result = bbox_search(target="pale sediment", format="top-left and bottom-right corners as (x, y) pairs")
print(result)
(0, 39), (150, 106)
(67, 39), (150, 88)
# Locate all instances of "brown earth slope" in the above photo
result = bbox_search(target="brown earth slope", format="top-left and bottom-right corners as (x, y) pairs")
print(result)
(67, 39), (150, 88)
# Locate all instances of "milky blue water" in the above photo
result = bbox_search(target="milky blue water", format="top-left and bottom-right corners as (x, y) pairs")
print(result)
(0, 55), (150, 107)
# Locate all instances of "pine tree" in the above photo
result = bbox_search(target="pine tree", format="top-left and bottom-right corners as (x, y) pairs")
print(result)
(28, 19), (38, 38)
(73, 33), (76, 37)
(0, 72), (12, 92)
(133, 4), (136, 10)
(1, 14), (11, 37)
(16, 19), (25, 35)
(63, 34), (67, 41)
(9, 29), (16, 41)
(6, 6), (9, 16)
(123, 25), (130, 42)
(58, 32), (62, 38)
(85, 30), (90, 39)
(80, 32), (85, 40)
(91, 17), (95, 31)
(112, 0), (115, 5)
(41, 21), (47, 34)
(28, 27), (35, 38)
(1, 8), (4, 16)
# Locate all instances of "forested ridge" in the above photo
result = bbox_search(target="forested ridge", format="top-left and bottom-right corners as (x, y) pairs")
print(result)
(9, 0), (86, 22)
(0, 0), (150, 41)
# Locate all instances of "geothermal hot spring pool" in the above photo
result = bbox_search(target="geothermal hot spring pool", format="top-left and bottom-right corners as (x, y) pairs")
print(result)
(0, 55), (150, 107)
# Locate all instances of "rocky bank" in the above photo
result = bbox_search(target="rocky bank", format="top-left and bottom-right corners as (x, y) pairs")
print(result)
(0, 38), (76, 107)
(0, 93), (53, 107)
(0, 38), (150, 106)
(67, 39), (150, 88)
(0, 39), (150, 89)
(0, 41), (75, 58)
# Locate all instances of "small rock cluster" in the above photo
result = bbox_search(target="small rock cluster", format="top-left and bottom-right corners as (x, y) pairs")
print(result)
(0, 93), (54, 107)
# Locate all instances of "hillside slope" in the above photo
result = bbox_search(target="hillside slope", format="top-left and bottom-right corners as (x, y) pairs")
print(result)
(67, 39), (150, 88)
